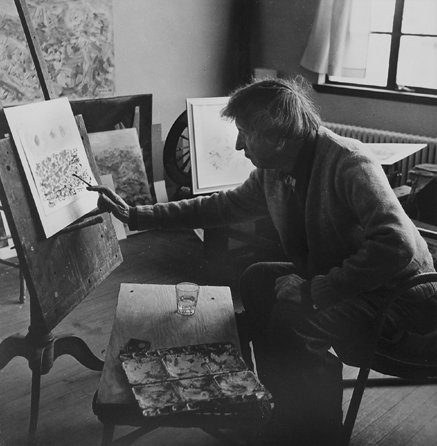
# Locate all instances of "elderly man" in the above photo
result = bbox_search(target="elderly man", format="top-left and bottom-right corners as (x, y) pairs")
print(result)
(89, 77), (437, 445)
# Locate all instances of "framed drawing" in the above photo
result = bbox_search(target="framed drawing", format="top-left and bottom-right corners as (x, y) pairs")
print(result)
(186, 97), (254, 195)
(4, 97), (98, 238)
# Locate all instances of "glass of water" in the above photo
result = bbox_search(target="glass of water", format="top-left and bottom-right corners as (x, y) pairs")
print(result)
(175, 282), (200, 316)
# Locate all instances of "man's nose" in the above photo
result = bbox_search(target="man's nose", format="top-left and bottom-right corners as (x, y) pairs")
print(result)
(236, 133), (245, 151)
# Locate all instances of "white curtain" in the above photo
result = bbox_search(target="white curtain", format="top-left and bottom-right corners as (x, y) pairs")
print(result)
(301, 0), (372, 78)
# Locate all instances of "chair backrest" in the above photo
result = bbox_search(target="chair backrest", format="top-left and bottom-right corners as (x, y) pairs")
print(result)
(341, 271), (437, 446)
(369, 272), (437, 368)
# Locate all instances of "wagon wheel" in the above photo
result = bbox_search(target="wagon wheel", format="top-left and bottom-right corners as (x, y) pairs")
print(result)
(163, 110), (192, 188)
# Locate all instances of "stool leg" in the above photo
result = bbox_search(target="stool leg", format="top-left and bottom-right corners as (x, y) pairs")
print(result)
(342, 366), (371, 446)
(101, 423), (115, 446)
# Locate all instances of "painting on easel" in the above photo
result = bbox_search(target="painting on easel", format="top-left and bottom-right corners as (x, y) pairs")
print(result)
(4, 97), (98, 238)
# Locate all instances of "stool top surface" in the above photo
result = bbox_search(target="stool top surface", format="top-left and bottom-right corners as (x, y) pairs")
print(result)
(97, 283), (240, 405)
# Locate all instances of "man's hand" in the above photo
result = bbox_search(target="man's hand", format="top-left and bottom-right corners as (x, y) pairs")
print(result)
(87, 185), (131, 224)
(275, 274), (306, 304)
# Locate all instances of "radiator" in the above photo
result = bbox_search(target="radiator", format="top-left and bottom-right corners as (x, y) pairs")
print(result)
(323, 122), (437, 187)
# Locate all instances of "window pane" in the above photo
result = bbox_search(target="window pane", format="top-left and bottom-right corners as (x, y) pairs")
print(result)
(329, 34), (391, 87)
(371, 0), (396, 32)
(397, 36), (437, 89)
(403, 0), (437, 35)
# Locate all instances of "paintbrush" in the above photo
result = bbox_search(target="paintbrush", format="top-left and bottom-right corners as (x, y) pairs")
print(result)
(72, 173), (93, 187)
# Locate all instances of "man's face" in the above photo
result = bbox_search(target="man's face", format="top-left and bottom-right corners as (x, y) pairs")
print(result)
(235, 122), (282, 169)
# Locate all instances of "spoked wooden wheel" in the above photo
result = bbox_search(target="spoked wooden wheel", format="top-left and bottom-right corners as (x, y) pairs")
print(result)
(163, 111), (192, 188)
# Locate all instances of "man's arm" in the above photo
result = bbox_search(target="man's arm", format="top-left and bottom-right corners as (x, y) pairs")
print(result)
(89, 169), (270, 231)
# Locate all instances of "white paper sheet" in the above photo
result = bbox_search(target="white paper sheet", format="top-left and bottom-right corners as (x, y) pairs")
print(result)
(364, 143), (427, 165)
(4, 97), (98, 238)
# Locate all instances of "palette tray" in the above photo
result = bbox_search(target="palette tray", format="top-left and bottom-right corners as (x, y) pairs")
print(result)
(119, 341), (272, 417)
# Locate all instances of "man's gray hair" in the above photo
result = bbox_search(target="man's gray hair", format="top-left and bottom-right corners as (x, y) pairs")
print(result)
(221, 76), (321, 143)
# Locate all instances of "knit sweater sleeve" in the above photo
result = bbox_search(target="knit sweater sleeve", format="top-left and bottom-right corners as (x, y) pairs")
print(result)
(130, 169), (270, 230)
(307, 152), (430, 309)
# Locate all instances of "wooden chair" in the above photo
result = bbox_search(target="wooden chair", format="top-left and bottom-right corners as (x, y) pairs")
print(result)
(339, 270), (437, 446)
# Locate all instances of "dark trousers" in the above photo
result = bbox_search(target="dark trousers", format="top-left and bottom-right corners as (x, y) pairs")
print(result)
(239, 262), (437, 445)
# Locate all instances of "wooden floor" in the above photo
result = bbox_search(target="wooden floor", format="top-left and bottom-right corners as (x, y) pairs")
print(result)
(1, 228), (436, 446)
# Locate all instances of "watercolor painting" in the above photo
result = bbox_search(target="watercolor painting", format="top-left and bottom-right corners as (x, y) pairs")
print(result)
(4, 97), (98, 238)
(0, 0), (114, 105)
(186, 97), (254, 195)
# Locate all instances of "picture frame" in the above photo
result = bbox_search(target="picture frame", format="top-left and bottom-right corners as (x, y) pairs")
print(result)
(186, 97), (254, 195)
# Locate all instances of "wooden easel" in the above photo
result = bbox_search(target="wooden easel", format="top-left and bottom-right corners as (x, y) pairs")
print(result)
(0, 1), (122, 444)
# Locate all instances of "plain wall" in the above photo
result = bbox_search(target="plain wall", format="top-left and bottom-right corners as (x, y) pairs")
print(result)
(250, 0), (437, 138)
(113, 0), (242, 139)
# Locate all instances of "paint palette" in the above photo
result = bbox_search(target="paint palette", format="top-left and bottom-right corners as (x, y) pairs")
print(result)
(119, 341), (272, 417)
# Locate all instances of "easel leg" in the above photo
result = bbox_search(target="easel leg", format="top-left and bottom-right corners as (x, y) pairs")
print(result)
(0, 335), (33, 370)
(54, 335), (104, 371)
(28, 347), (45, 446)
(1, 332), (103, 445)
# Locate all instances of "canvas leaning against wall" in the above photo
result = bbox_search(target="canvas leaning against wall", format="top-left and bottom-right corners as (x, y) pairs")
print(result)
(4, 97), (98, 238)
(0, 0), (114, 105)
(88, 128), (150, 208)
(88, 128), (151, 236)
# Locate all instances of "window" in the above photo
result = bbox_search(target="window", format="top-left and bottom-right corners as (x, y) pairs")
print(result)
(325, 0), (437, 98)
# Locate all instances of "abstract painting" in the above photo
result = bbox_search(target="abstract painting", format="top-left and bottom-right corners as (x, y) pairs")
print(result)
(0, 0), (114, 105)
(4, 97), (98, 238)
(186, 97), (254, 195)
(88, 128), (151, 236)
(88, 128), (151, 207)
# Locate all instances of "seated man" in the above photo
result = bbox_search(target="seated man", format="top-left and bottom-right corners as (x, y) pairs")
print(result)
(89, 77), (437, 445)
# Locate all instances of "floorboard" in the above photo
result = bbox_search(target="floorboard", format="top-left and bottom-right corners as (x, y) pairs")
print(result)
(1, 228), (436, 446)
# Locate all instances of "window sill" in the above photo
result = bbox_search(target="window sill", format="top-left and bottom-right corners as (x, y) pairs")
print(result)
(313, 83), (437, 106)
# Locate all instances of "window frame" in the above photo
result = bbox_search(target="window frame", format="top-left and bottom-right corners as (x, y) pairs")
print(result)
(315, 0), (437, 106)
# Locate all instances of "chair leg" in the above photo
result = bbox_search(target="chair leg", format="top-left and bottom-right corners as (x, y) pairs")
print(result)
(342, 366), (371, 446)
(101, 423), (115, 446)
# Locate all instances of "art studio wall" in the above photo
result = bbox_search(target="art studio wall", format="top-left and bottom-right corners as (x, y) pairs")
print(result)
(112, 0), (437, 173)
(4, 0), (435, 183)
(1, 0), (245, 184)
(113, 0), (244, 138)
(112, 0), (246, 186)
(249, 0), (437, 139)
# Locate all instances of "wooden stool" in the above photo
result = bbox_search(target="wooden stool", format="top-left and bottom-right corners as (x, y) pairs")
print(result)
(93, 284), (272, 445)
